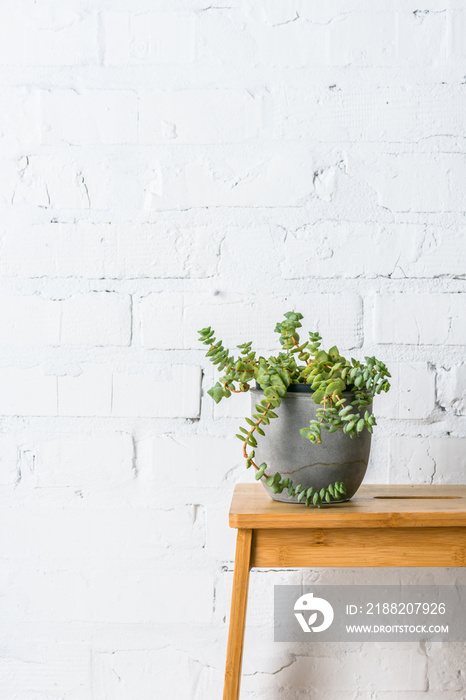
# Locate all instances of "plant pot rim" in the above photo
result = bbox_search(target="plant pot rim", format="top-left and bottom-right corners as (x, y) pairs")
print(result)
(253, 382), (356, 395)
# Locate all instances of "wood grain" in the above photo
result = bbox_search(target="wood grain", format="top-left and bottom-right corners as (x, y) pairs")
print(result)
(223, 529), (252, 700)
(250, 527), (466, 568)
(229, 483), (466, 529)
(223, 485), (466, 698)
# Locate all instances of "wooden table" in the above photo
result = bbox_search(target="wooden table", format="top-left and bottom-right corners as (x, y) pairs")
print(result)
(223, 483), (466, 700)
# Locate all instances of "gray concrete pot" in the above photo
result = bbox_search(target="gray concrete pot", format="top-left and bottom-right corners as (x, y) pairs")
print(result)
(251, 385), (371, 504)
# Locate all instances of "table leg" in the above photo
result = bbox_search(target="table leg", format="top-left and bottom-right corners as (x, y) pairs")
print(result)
(223, 528), (253, 700)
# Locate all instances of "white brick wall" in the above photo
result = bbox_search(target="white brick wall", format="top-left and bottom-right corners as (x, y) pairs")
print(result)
(33, 433), (134, 489)
(374, 362), (436, 420)
(0, 293), (131, 347)
(374, 294), (466, 345)
(437, 363), (466, 415)
(139, 291), (362, 351)
(0, 367), (58, 416)
(60, 293), (131, 346)
(0, 1), (465, 698)
(102, 11), (196, 66)
(389, 436), (466, 483)
(0, 223), (222, 279)
(42, 90), (139, 146)
(139, 89), (265, 144)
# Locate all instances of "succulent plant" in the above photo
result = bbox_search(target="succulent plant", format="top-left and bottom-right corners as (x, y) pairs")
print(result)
(198, 311), (390, 507)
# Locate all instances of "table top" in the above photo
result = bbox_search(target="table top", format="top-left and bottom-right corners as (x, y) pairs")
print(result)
(229, 483), (466, 529)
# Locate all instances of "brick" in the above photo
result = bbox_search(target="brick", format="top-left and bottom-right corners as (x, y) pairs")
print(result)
(424, 644), (466, 692)
(205, 501), (237, 561)
(0, 224), (221, 280)
(7, 150), (165, 211)
(0, 293), (130, 348)
(101, 11), (130, 65)
(58, 365), (112, 417)
(112, 365), (201, 418)
(374, 362), (435, 420)
(141, 149), (324, 210)
(57, 364), (201, 417)
(374, 294), (466, 345)
(139, 293), (183, 349)
(389, 436), (466, 484)
(0, 647), (91, 700)
(42, 90), (138, 145)
(217, 225), (285, 289)
(92, 648), (198, 700)
(139, 89), (264, 144)
(242, 643), (427, 693)
(144, 506), (205, 555)
(9, 153), (99, 209)
(358, 153), (466, 213)
(0, 567), (91, 623)
(0, 9), (98, 66)
(302, 293), (363, 350)
(138, 435), (241, 488)
(114, 225), (221, 279)
(281, 222), (401, 279)
(437, 364), (466, 415)
(0, 223), (113, 279)
(0, 436), (19, 486)
(0, 157), (23, 205)
(179, 149), (317, 208)
(0, 564), (212, 625)
(0, 88), (41, 156)
(246, 4), (308, 26)
(281, 86), (466, 143)
(183, 293), (363, 351)
(398, 9), (447, 63)
(183, 295), (289, 351)
(0, 295), (60, 346)
(8, 148), (319, 211)
(0, 367), (57, 416)
(33, 434), (134, 489)
(91, 569), (213, 624)
(328, 12), (397, 66)
(60, 293), (131, 346)
(0, 505), (204, 563)
(241, 13), (327, 68)
(398, 227), (466, 279)
(364, 434), (390, 484)
(449, 9), (466, 59)
(102, 11), (196, 65)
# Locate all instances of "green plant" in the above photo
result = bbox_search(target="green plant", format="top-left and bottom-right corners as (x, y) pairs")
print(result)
(198, 311), (390, 507)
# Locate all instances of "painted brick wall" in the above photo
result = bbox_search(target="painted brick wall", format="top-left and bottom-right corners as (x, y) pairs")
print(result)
(1, 1), (466, 698)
